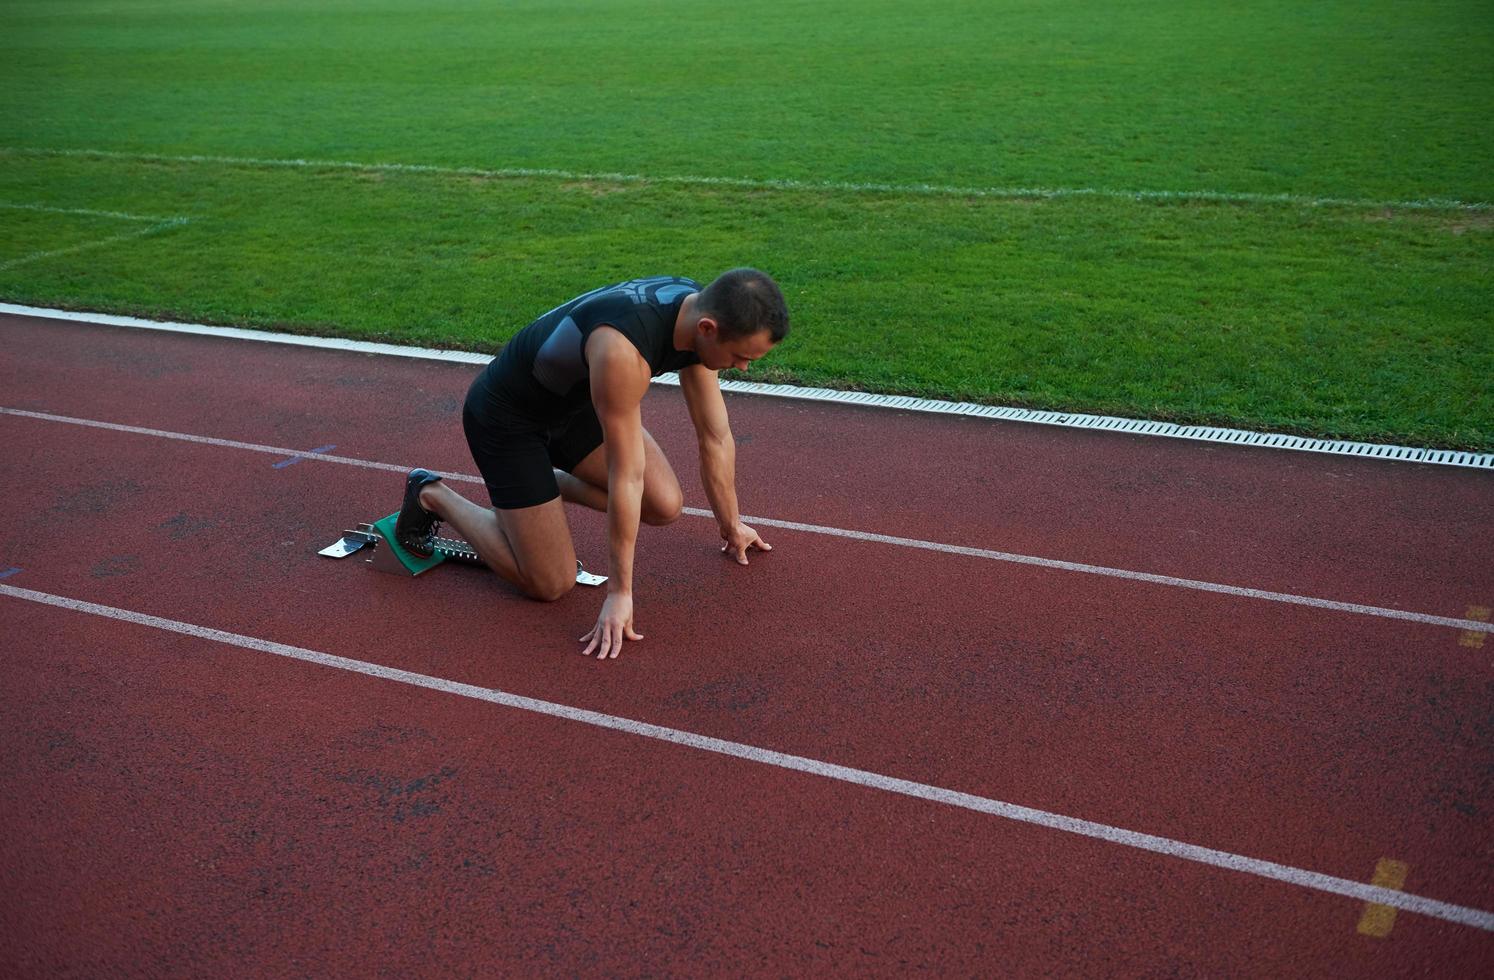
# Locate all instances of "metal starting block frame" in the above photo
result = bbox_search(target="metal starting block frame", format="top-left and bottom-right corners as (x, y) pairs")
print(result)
(320, 523), (606, 586)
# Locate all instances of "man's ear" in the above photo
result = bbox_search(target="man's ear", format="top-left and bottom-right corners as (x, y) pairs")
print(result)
(697, 316), (720, 338)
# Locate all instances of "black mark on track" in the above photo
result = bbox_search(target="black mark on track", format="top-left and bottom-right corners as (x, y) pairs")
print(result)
(664, 675), (772, 713)
(159, 512), (217, 540)
(50, 479), (145, 516)
(41, 729), (100, 772)
(332, 765), (458, 823)
(91, 555), (140, 578)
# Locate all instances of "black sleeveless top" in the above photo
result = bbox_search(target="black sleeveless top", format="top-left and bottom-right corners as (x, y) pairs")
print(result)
(472, 276), (702, 426)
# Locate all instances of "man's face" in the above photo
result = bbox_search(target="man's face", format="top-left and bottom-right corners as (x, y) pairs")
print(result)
(699, 324), (776, 372)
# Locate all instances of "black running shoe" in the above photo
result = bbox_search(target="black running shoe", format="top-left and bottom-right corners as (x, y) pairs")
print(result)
(394, 468), (444, 557)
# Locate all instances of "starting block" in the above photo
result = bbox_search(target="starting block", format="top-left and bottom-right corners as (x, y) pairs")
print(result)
(319, 512), (607, 586)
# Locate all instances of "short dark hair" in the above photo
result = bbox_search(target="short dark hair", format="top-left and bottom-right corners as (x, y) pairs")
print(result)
(696, 268), (790, 342)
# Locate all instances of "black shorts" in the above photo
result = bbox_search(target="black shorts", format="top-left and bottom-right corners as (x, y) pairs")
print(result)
(462, 382), (604, 510)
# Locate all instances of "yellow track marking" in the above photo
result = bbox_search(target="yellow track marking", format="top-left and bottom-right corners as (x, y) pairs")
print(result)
(1459, 605), (1490, 648)
(1358, 859), (1411, 937)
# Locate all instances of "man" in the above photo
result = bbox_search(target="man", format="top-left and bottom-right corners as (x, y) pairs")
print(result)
(394, 269), (789, 660)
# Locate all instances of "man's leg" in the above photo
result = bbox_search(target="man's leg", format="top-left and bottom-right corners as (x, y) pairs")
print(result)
(418, 483), (578, 601)
(563, 427), (684, 526)
(554, 469), (608, 512)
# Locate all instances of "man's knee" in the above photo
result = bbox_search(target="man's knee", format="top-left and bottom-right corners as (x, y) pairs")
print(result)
(525, 573), (575, 603)
(643, 488), (683, 526)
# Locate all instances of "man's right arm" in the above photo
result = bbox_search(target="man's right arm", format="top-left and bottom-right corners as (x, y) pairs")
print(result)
(579, 327), (651, 658)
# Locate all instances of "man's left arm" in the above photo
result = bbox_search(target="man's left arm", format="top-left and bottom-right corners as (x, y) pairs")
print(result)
(678, 364), (772, 565)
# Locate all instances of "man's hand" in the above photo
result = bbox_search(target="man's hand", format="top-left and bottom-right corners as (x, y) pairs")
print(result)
(580, 592), (643, 659)
(720, 521), (772, 565)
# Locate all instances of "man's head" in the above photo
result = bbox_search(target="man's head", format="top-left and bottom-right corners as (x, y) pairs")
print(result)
(692, 268), (789, 371)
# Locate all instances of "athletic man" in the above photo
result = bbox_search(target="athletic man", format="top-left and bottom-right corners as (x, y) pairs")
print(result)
(393, 269), (789, 660)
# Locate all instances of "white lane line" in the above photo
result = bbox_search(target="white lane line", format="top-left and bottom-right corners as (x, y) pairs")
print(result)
(2, 581), (1490, 932)
(725, 512), (1494, 633)
(0, 407), (416, 476)
(4, 304), (1490, 470)
(3, 405), (1490, 635)
(6, 145), (1487, 212)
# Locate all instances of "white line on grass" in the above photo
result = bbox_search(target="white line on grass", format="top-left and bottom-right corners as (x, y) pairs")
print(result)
(0, 200), (191, 272)
(0, 202), (179, 223)
(1, 581), (1490, 932)
(3, 304), (1489, 470)
(0, 220), (190, 273)
(6, 146), (1487, 212)
(2, 405), (1490, 635)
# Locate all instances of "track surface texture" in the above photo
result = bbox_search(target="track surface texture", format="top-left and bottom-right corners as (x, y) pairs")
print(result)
(1, 312), (1490, 976)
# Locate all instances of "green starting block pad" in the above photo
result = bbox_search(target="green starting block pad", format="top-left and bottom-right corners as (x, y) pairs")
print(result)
(319, 515), (606, 585)
(371, 512), (446, 575)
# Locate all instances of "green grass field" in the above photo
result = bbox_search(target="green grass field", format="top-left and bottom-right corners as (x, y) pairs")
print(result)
(2, 0), (1490, 447)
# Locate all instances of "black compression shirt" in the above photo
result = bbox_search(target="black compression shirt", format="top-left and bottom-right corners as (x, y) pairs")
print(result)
(472, 276), (702, 426)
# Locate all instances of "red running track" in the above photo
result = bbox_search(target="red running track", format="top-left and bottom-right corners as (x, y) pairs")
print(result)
(0, 312), (1490, 975)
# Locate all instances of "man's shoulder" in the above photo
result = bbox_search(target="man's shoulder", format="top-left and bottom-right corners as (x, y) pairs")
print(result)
(581, 276), (699, 311)
(572, 276), (695, 342)
(585, 327), (652, 405)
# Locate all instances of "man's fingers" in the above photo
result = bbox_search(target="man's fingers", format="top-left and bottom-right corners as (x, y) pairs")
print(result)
(581, 622), (604, 656)
(729, 530), (776, 564)
(581, 620), (641, 659)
